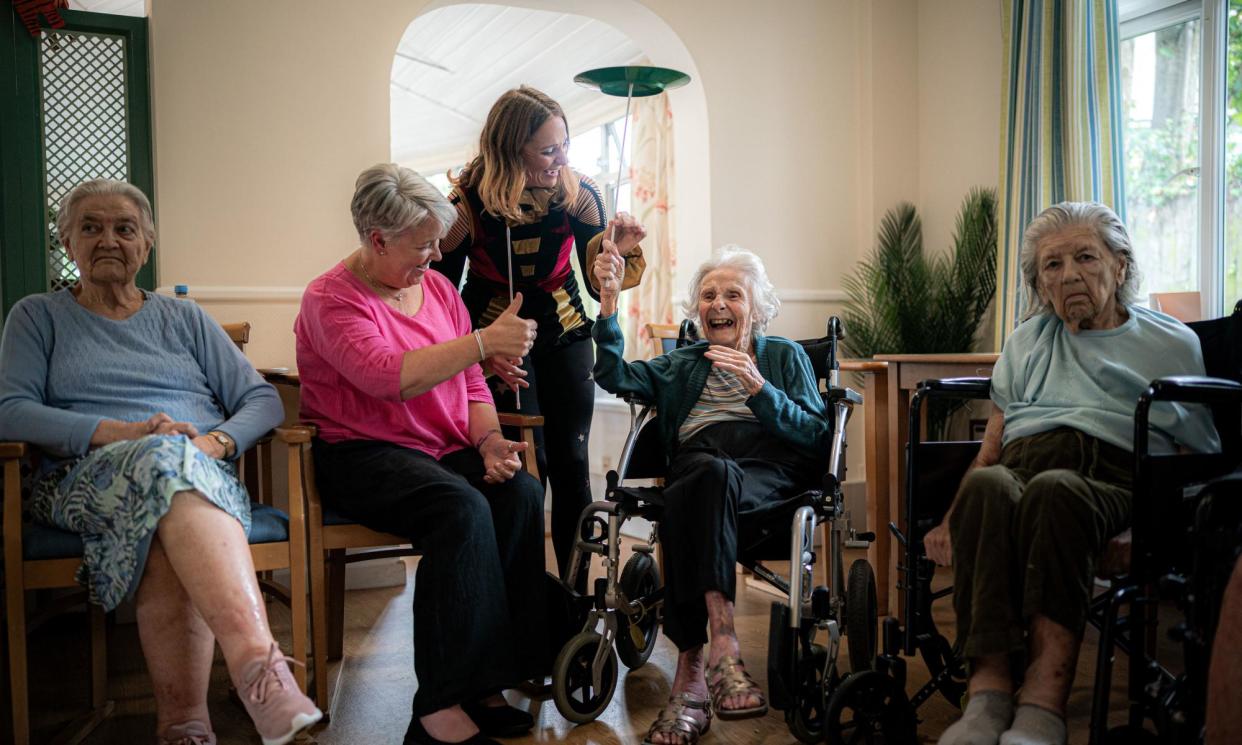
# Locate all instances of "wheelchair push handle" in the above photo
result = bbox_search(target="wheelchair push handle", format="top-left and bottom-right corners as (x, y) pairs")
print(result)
(827, 316), (844, 388)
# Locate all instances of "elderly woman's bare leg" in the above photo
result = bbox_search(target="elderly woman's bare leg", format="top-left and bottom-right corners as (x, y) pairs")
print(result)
(646, 647), (709, 745)
(136, 535), (215, 738)
(704, 591), (762, 711)
(153, 491), (274, 667)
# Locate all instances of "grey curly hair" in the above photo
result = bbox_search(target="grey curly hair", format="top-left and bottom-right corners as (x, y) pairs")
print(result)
(681, 245), (781, 335)
(1019, 201), (1141, 320)
(351, 163), (457, 245)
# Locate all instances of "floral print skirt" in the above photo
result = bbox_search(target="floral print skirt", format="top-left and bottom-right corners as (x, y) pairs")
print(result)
(30, 434), (251, 611)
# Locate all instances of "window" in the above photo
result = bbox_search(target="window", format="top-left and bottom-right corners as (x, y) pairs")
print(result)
(1119, 0), (1242, 315)
(1120, 0), (1242, 313)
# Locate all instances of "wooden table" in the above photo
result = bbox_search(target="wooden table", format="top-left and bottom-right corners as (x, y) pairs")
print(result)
(847, 354), (999, 617)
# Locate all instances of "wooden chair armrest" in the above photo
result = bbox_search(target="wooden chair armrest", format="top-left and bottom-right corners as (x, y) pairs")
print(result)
(274, 426), (315, 444)
(498, 413), (544, 428)
(0, 441), (29, 459)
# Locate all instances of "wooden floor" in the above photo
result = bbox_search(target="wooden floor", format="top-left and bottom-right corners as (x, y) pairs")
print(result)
(21, 539), (1146, 745)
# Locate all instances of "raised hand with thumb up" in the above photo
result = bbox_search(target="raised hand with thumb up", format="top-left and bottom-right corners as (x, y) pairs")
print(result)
(480, 292), (537, 359)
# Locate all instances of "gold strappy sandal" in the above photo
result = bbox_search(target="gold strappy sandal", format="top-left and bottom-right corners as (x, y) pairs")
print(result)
(642, 692), (712, 745)
(706, 655), (768, 721)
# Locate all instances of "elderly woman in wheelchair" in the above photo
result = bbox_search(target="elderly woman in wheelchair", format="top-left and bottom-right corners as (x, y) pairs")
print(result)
(589, 244), (835, 744)
(922, 202), (1219, 745)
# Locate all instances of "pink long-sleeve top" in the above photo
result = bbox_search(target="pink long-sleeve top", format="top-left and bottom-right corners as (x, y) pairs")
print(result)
(294, 263), (493, 459)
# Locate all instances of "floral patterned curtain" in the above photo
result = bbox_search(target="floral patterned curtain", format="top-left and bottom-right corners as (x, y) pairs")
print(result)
(622, 91), (677, 360)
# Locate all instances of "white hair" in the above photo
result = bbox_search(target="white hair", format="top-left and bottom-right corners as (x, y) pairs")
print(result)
(351, 163), (457, 245)
(1019, 201), (1141, 321)
(681, 245), (781, 335)
(57, 178), (156, 249)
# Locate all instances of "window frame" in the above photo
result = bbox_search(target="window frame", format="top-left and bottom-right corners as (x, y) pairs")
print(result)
(1120, 0), (1231, 317)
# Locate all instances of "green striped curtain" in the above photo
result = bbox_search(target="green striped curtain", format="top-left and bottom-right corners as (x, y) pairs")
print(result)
(995, 0), (1126, 344)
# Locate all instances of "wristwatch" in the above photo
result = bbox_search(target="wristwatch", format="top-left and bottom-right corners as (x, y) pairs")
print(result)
(207, 430), (235, 457)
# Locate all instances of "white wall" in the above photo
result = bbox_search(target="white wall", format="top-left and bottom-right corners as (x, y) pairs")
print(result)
(147, 0), (1003, 512)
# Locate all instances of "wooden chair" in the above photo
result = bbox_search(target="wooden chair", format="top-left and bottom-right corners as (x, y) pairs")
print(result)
(645, 323), (681, 358)
(1150, 291), (1203, 323)
(267, 372), (543, 715)
(1, 321), (309, 745)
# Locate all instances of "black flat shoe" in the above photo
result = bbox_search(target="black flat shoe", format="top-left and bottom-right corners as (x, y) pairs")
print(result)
(460, 699), (535, 738)
(403, 716), (501, 745)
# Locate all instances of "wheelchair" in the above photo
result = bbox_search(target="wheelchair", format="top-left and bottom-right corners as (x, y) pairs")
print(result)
(547, 316), (881, 744)
(860, 302), (1242, 745)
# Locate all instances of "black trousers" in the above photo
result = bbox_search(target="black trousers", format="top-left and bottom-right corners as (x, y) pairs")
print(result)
(312, 439), (547, 717)
(659, 423), (819, 651)
(493, 334), (595, 582)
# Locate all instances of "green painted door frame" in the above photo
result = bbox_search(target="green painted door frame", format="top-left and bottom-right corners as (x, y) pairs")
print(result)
(0, 5), (154, 320)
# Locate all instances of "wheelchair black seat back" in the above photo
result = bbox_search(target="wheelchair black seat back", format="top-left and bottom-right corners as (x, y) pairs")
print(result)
(547, 316), (881, 745)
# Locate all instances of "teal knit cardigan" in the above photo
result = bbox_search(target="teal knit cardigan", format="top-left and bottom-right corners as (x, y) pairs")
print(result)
(592, 313), (831, 458)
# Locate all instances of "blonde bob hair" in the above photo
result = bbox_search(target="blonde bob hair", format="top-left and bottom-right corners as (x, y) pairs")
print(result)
(351, 163), (456, 245)
(451, 86), (579, 222)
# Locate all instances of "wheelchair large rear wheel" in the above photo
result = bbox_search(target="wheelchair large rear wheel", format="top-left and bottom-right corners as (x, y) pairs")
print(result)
(552, 630), (619, 724)
(616, 553), (661, 670)
(825, 669), (917, 745)
(846, 559), (878, 673)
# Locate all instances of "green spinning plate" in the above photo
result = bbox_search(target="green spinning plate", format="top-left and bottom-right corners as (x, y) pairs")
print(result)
(573, 66), (691, 97)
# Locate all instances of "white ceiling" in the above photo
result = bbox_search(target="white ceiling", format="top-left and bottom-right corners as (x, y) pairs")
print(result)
(67, 2), (644, 175)
(391, 4), (644, 174)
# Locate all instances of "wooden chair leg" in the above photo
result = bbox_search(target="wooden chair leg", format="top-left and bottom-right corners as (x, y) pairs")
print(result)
(6, 586), (28, 745)
(327, 551), (346, 661)
(308, 533), (331, 712)
(89, 605), (106, 709)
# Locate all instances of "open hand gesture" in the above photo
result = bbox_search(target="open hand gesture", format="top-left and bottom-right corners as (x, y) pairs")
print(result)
(703, 345), (764, 396)
(479, 433), (528, 484)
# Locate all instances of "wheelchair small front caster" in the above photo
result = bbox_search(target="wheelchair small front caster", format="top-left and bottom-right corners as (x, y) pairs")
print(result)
(824, 669), (917, 745)
(784, 642), (838, 744)
(551, 630), (618, 724)
(616, 553), (661, 670)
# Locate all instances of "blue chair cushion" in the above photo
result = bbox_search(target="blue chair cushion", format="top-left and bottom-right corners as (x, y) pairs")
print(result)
(248, 502), (290, 545)
(20, 502), (289, 559)
(22, 522), (84, 560)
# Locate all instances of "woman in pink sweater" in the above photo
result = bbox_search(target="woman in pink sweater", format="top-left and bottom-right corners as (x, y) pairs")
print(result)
(295, 164), (545, 745)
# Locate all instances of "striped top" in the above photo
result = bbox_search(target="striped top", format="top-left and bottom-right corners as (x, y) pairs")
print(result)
(434, 174), (605, 350)
(677, 366), (758, 443)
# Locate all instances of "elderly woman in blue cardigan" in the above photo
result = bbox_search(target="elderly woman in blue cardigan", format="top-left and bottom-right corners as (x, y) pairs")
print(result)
(0, 179), (321, 745)
(592, 244), (830, 745)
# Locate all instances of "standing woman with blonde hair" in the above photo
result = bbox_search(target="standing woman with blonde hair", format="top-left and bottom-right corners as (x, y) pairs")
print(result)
(436, 85), (648, 581)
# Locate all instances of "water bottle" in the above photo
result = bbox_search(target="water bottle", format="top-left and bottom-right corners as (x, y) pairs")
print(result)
(174, 284), (189, 299)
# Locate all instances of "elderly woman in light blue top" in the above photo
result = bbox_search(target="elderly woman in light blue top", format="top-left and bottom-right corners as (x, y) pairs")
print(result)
(0, 179), (320, 745)
(925, 202), (1218, 745)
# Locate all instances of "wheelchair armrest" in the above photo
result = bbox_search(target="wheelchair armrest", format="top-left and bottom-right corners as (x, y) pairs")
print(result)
(916, 377), (992, 399)
(1141, 375), (1242, 406)
(1134, 376), (1242, 467)
(616, 392), (656, 406)
(826, 387), (863, 405)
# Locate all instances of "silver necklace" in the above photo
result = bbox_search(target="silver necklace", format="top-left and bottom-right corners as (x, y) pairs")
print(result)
(359, 258), (405, 302)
